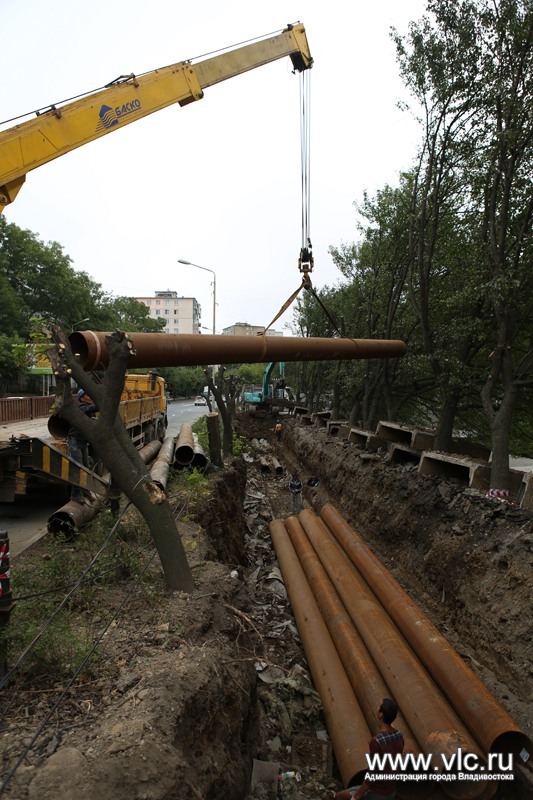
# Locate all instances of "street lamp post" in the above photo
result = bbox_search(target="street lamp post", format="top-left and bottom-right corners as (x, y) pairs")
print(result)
(177, 259), (216, 335)
(71, 317), (90, 332)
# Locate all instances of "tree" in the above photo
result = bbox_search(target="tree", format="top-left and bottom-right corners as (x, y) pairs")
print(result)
(0, 217), (167, 387)
(48, 327), (194, 593)
(395, 0), (533, 486)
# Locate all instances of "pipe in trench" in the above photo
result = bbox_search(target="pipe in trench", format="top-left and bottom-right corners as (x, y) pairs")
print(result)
(269, 519), (370, 788)
(283, 516), (428, 800)
(319, 503), (532, 760)
(69, 331), (407, 371)
(298, 509), (488, 800)
(271, 456), (284, 475)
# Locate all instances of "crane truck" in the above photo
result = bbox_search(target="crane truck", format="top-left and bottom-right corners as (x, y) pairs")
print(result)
(0, 23), (312, 210)
(0, 24), (313, 506)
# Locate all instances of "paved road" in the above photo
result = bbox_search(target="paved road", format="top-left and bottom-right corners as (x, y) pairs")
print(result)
(0, 399), (210, 558)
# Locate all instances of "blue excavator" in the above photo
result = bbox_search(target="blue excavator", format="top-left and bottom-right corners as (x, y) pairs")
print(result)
(242, 362), (290, 407)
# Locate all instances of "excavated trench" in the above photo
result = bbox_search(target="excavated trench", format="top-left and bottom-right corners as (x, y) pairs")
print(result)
(2, 412), (531, 800)
(189, 412), (533, 799)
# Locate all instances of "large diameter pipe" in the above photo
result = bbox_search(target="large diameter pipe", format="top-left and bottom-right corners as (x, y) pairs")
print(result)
(319, 503), (532, 760)
(298, 509), (488, 800)
(138, 439), (162, 464)
(269, 519), (370, 789)
(192, 441), (208, 470)
(157, 436), (176, 465)
(48, 500), (98, 535)
(69, 331), (407, 371)
(174, 424), (194, 466)
(150, 460), (170, 490)
(283, 517), (424, 770)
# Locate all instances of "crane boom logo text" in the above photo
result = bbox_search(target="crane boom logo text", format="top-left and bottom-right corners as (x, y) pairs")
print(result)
(96, 100), (142, 131)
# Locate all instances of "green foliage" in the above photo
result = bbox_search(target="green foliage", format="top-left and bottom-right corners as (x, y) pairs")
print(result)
(231, 433), (248, 455)
(0, 216), (168, 382)
(184, 468), (207, 491)
(159, 366), (205, 398)
(191, 414), (209, 451)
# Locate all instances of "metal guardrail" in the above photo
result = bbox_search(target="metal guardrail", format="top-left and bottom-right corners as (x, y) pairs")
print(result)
(0, 396), (54, 424)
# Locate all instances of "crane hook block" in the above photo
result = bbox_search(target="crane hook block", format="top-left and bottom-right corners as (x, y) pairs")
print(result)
(298, 244), (314, 277)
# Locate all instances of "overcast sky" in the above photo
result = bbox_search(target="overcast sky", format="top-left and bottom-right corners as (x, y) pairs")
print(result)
(2, 0), (426, 334)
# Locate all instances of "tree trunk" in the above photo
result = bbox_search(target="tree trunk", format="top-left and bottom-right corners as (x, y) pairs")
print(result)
(206, 412), (223, 467)
(48, 327), (194, 593)
(434, 387), (460, 452)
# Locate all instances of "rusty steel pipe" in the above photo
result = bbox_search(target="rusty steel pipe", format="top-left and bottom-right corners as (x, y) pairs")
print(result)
(157, 436), (176, 465)
(298, 509), (488, 800)
(284, 517), (425, 782)
(258, 456), (271, 473)
(174, 424), (194, 466)
(271, 456), (284, 475)
(138, 439), (162, 464)
(69, 331), (407, 370)
(192, 441), (208, 470)
(319, 503), (532, 760)
(150, 460), (170, 490)
(269, 519), (370, 788)
(47, 499), (98, 535)
(285, 517), (430, 800)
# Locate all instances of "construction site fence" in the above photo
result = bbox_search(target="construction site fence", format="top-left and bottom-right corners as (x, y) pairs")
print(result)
(0, 396), (54, 424)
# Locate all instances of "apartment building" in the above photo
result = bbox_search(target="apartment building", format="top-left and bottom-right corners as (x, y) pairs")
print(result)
(136, 290), (201, 334)
(222, 322), (283, 336)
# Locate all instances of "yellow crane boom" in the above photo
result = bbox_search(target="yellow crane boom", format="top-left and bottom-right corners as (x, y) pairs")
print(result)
(0, 23), (312, 210)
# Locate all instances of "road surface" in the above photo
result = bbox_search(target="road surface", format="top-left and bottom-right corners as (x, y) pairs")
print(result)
(0, 399), (210, 558)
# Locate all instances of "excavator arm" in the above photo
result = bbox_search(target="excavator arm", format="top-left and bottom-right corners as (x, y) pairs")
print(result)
(0, 23), (312, 210)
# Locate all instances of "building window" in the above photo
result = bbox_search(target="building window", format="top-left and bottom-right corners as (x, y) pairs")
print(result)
(165, 310), (170, 315)
(155, 310), (160, 315)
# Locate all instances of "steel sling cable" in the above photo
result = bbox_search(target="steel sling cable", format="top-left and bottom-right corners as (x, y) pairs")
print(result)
(299, 68), (313, 277)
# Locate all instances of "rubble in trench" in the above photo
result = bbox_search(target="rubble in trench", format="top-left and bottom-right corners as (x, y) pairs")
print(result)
(240, 439), (337, 799)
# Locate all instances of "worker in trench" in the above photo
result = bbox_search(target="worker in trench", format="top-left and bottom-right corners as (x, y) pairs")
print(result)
(334, 698), (404, 800)
(288, 473), (303, 514)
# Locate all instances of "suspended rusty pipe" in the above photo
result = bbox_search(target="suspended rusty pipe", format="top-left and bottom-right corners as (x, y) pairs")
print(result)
(319, 503), (532, 760)
(298, 509), (488, 800)
(269, 519), (370, 788)
(69, 331), (407, 370)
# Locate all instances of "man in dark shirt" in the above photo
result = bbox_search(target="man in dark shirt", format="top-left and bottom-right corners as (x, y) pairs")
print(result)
(288, 473), (303, 513)
(67, 390), (97, 503)
(335, 698), (404, 800)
